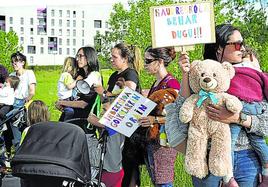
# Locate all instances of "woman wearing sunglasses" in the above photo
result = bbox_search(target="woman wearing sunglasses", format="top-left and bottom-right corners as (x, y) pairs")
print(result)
(166, 24), (268, 187)
(138, 46), (180, 187)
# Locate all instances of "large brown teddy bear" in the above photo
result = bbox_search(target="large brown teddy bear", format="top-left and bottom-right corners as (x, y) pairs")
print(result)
(148, 88), (179, 140)
(179, 59), (242, 179)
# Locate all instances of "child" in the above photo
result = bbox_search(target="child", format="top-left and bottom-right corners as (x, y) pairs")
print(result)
(226, 46), (268, 186)
(20, 100), (50, 143)
(0, 76), (19, 171)
(0, 76), (20, 126)
(57, 57), (77, 121)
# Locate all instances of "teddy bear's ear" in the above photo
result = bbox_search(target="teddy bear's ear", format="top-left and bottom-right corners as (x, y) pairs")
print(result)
(190, 60), (200, 69)
(222, 61), (235, 79)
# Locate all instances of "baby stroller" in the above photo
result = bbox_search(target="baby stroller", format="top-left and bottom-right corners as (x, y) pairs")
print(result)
(10, 122), (93, 187)
(65, 118), (107, 187)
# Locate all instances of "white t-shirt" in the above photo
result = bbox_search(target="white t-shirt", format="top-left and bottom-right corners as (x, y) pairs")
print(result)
(57, 72), (74, 100)
(10, 70), (37, 100)
(0, 85), (15, 105)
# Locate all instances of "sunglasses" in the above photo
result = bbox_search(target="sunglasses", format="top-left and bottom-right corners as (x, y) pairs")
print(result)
(76, 54), (86, 60)
(226, 41), (244, 51)
(144, 58), (158, 64)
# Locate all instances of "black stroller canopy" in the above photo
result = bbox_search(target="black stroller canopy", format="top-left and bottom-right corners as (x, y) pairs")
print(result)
(11, 122), (91, 185)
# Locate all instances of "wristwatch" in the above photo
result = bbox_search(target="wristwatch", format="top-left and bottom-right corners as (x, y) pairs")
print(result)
(102, 90), (108, 98)
(239, 112), (247, 124)
(154, 116), (159, 124)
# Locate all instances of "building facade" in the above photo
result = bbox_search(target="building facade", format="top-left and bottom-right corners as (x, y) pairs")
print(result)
(0, 4), (112, 66)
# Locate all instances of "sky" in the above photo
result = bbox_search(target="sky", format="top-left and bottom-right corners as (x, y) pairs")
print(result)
(0, 0), (128, 7)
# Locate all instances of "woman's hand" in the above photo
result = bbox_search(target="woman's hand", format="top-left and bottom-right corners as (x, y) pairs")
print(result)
(178, 52), (190, 73)
(94, 84), (105, 95)
(55, 101), (64, 111)
(87, 113), (104, 128)
(139, 116), (154, 128)
(206, 104), (240, 124)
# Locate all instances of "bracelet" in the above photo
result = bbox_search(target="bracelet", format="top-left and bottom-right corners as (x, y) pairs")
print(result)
(102, 90), (108, 98)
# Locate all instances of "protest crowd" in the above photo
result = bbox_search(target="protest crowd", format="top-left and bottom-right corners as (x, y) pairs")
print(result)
(0, 3), (268, 187)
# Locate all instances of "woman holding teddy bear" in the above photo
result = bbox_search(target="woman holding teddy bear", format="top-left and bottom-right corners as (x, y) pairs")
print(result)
(164, 23), (268, 187)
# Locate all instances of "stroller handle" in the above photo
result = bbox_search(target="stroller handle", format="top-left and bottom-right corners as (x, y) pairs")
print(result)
(0, 106), (25, 127)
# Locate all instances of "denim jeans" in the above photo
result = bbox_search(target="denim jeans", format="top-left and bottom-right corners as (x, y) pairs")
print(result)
(10, 98), (25, 151)
(192, 149), (261, 187)
(63, 107), (74, 121)
(230, 102), (268, 167)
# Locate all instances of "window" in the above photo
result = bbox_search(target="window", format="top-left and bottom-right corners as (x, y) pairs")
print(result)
(59, 19), (62, 27)
(40, 38), (44, 45)
(73, 20), (76, 27)
(51, 9), (55, 17)
(73, 29), (76, 37)
(82, 20), (85, 28)
(73, 11), (76, 18)
(9, 17), (13, 24)
(9, 27), (13, 31)
(30, 37), (34, 44)
(67, 20), (70, 27)
(67, 29), (70, 36)
(20, 17), (24, 25)
(59, 10), (62, 17)
(20, 37), (24, 43)
(82, 39), (84, 46)
(51, 29), (54, 35)
(51, 19), (55, 26)
(30, 18), (34, 25)
(105, 22), (109, 28)
(27, 46), (36, 54)
(66, 48), (70, 55)
(82, 30), (84, 37)
(40, 47), (44, 54)
(94, 20), (102, 28)
(59, 38), (62, 45)
(59, 48), (62, 55)
(30, 56), (34, 64)
(73, 39), (76, 46)
(30, 28), (34, 35)
(48, 37), (57, 54)
(67, 39), (70, 46)
(73, 48), (76, 55)
(82, 11), (84, 18)
(67, 10), (70, 18)
(59, 29), (62, 36)
(20, 27), (24, 34)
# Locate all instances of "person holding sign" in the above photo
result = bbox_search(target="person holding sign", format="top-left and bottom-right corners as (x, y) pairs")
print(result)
(138, 46), (180, 187)
(166, 24), (268, 187)
(91, 43), (144, 187)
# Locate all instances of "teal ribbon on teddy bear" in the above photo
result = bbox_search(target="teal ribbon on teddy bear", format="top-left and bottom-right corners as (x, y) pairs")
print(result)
(196, 89), (219, 107)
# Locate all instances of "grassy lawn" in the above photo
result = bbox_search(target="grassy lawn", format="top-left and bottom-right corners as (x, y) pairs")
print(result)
(33, 69), (193, 187)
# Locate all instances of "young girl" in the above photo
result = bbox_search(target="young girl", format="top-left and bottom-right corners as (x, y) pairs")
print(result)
(20, 100), (50, 143)
(57, 57), (77, 121)
(0, 76), (20, 124)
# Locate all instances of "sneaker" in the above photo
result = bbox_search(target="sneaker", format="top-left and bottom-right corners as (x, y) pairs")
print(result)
(222, 177), (239, 187)
(259, 175), (268, 187)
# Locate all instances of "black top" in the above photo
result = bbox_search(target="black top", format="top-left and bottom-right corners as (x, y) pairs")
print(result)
(74, 69), (98, 118)
(107, 68), (140, 93)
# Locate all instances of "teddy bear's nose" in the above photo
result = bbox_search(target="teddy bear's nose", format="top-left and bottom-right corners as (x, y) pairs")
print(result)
(203, 77), (211, 83)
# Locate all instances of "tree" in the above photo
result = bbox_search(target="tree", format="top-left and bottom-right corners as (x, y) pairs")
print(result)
(96, 0), (268, 87)
(0, 30), (21, 72)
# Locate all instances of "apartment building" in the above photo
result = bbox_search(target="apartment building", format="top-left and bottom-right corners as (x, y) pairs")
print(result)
(0, 4), (112, 66)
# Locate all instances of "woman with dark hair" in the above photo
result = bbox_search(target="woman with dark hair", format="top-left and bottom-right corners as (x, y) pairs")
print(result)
(166, 24), (268, 187)
(9, 51), (36, 151)
(138, 46), (180, 187)
(0, 64), (8, 85)
(56, 46), (101, 120)
(89, 43), (143, 187)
